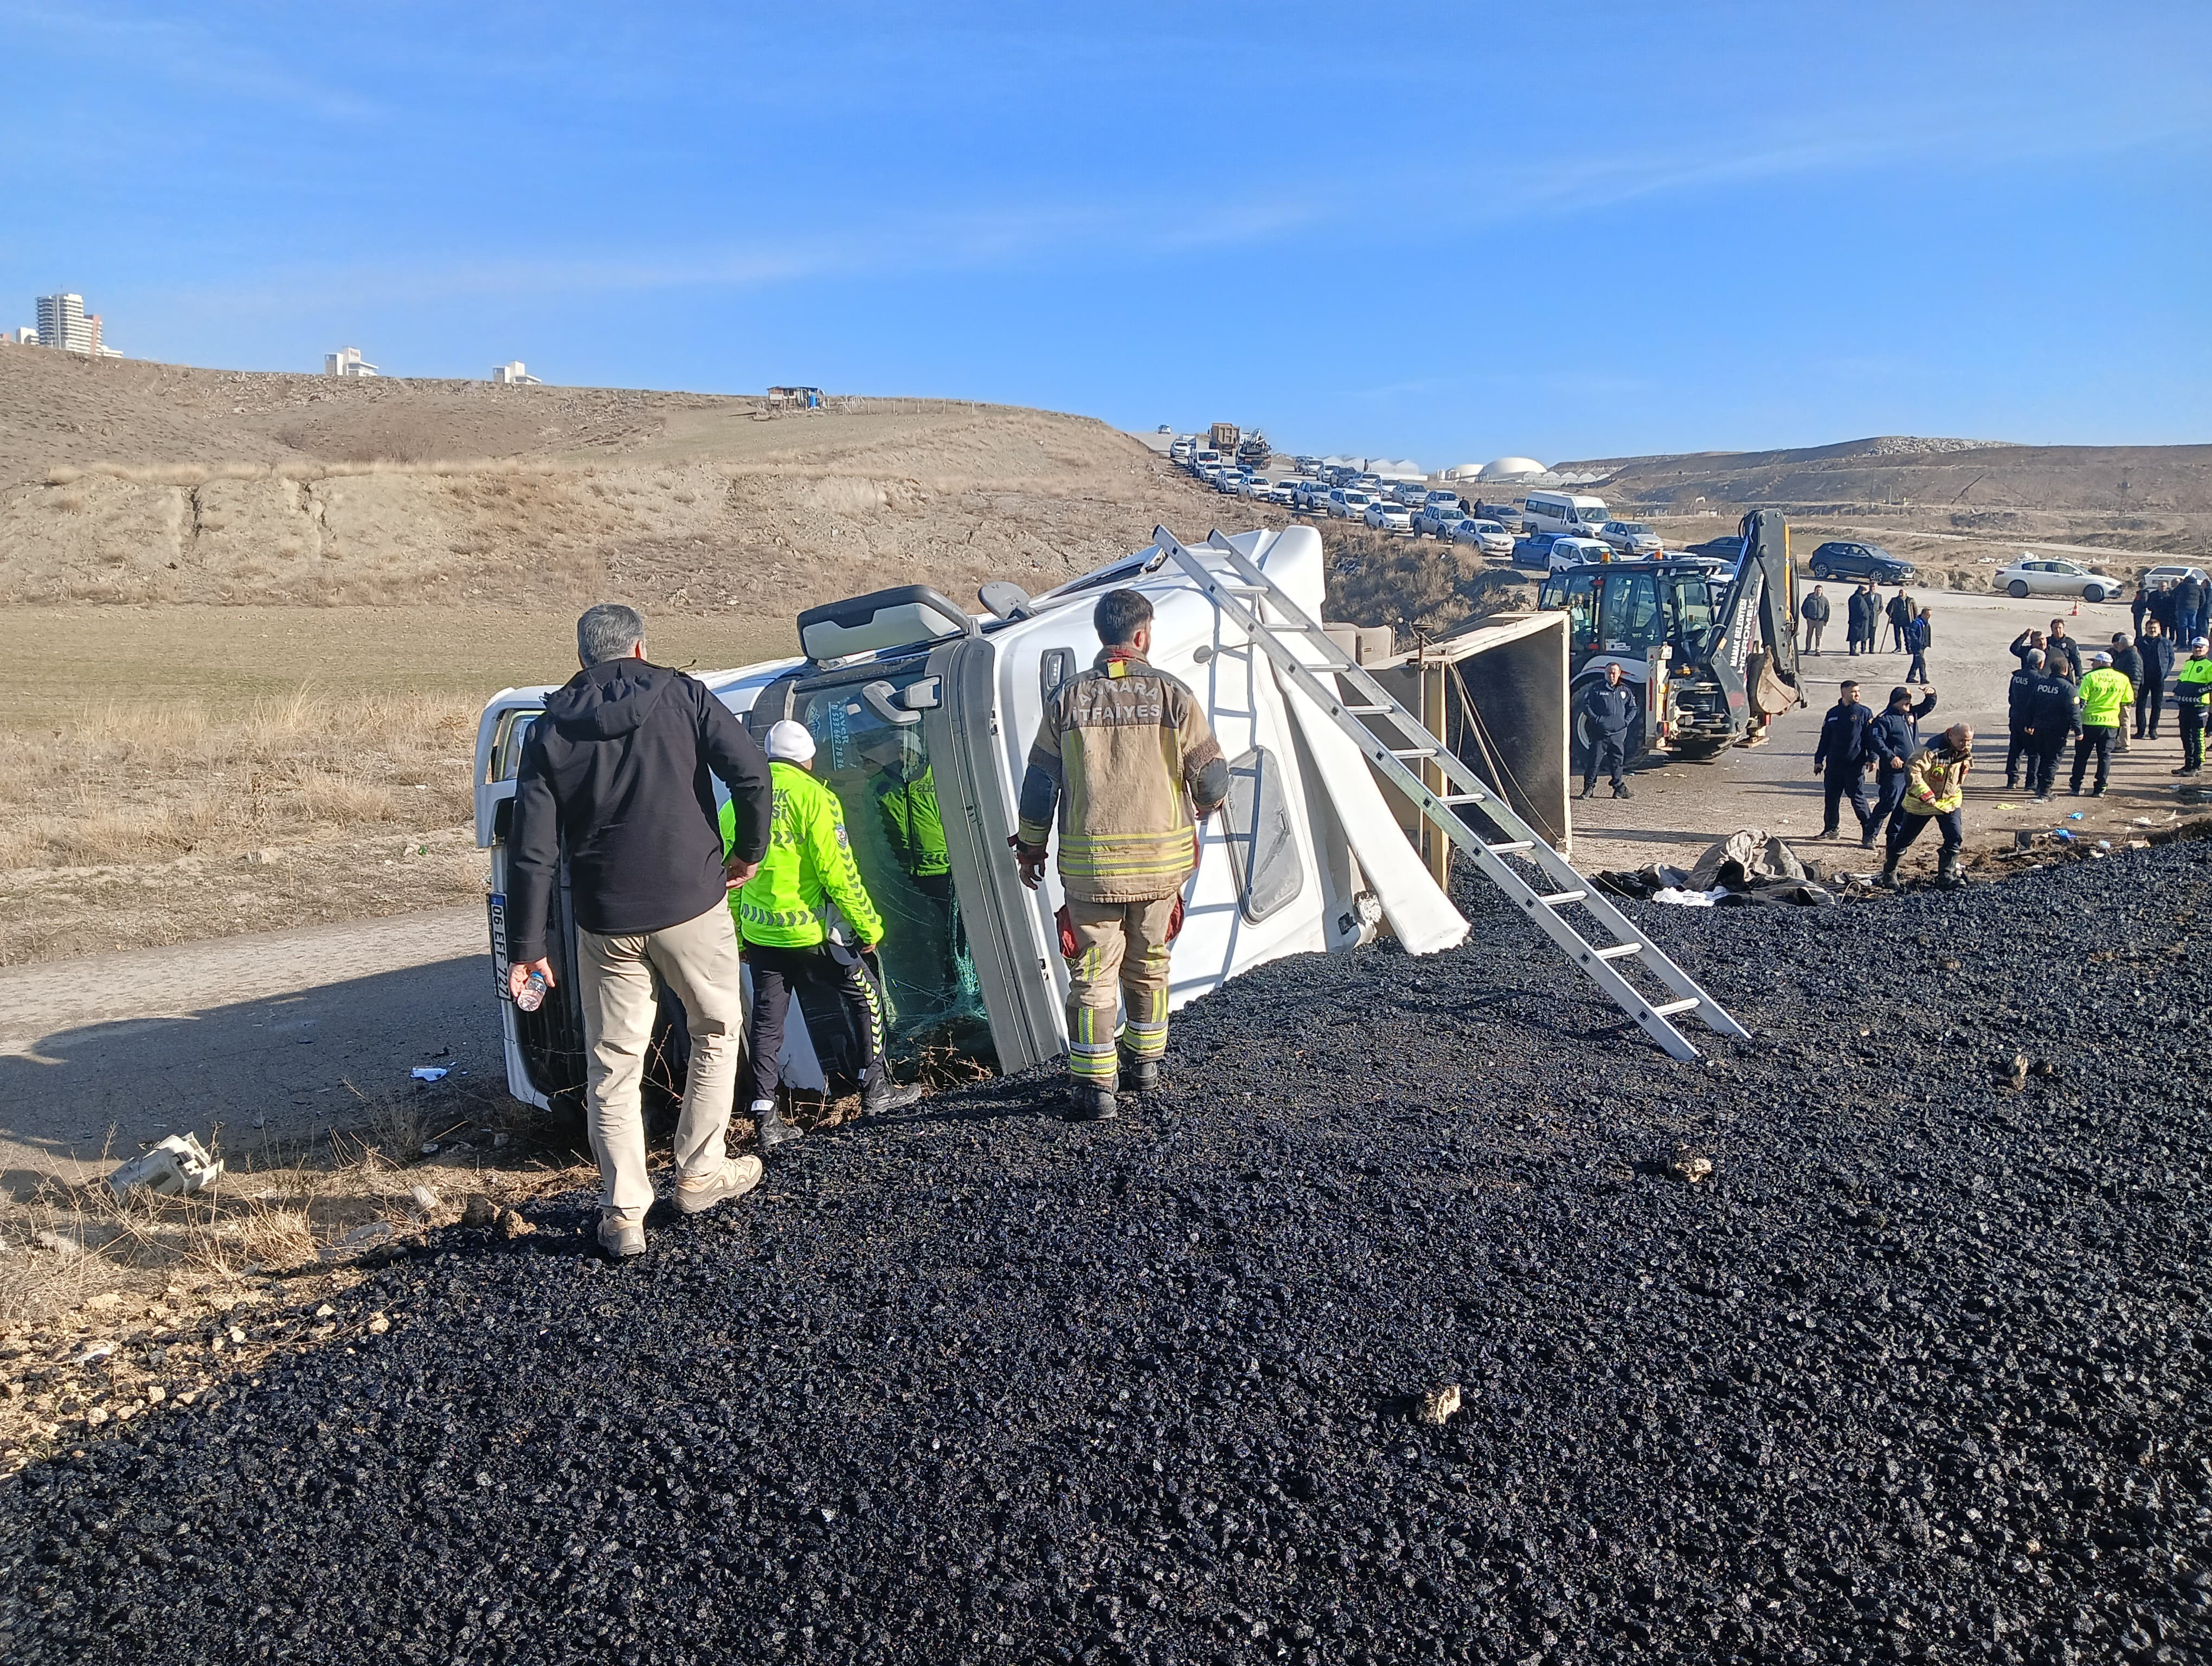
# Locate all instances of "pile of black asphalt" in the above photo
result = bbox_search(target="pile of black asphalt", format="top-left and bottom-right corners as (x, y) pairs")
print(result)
(5, 845), (2210, 1666)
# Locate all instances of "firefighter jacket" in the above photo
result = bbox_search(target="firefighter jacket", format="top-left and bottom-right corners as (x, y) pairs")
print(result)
(1902, 745), (1969, 817)
(1867, 691), (1939, 776)
(1814, 700), (1874, 773)
(2078, 667), (2134, 728)
(2178, 656), (2212, 706)
(871, 760), (950, 879)
(1017, 650), (1230, 904)
(724, 761), (885, 949)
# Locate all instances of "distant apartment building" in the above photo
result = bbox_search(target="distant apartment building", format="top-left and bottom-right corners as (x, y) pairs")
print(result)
(33, 293), (120, 356)
(4, 326), (36, 345)
(490, 361), (541, 385)
(325, 345), (378, 377)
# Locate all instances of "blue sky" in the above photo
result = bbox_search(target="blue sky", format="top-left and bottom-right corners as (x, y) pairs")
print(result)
(3, 2), (2207, 465)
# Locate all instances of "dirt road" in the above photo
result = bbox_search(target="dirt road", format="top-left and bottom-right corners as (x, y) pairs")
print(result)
(1568, 587), (2187, 876)
(0, 906), (494, 1193)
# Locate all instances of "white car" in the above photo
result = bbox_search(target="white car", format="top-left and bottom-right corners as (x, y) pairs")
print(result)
(1414, 505), (1466, 539)
(1214, 471), (1247, 495)
(1291, 479), (1329, 511)
(1332, 489), (1375, 520)
(1238, 475), (1274, 499)
(1269, 479), (1303, 505)
(2137, 564), (2207, 594)
(1391, 482), (1430, 509)
(1546, 536), (1614, 572)
(1995, 556), (2125, 603)
(1364, 499), (1414, 533)
(1454, 518), (1514, 556)
(1597, 520), (1663, 558)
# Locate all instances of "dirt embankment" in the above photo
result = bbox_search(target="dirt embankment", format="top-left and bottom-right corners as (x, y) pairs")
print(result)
(0, 348), (1234, 615)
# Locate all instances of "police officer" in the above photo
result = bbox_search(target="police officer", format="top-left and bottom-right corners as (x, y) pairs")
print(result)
(1812, 679), (1876, 840)
(2023, 656), (2080, 802)
(2070, 650), (2133, 796)
(729, 720), (924, 1151)
(1577, 662), (1637, 800)
(2175, 637), (2212, 776)
(2004, 650), (2041, 789)
(1866, 684), (1939, 848)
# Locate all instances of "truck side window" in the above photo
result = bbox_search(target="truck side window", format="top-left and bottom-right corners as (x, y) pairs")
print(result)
(1221, 747), (1304, 924)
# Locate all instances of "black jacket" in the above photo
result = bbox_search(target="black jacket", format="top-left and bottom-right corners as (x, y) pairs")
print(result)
(1801, 591), (1830, 624)
(1847, 589), (1874, 630)
(2025, 673), (2081, 740)
(2112, 644), (2144, 691)
(2007, 667), (2041, 729)
(1886, 594), (1913, 629)
(1867, 691), (1939, 775)
(1814, 700), (1874, 773)
(507, 659), (774, 960)
(2139, 632), (2175, 693)
(2025, 630), (2082, 678)
(1580, 678), (1638, 736)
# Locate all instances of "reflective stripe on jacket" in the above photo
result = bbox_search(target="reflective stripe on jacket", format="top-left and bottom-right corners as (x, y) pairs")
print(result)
(2178, 657), (2212, 705)
(872, 762), (950, 879)
(724, 760), (885, 948)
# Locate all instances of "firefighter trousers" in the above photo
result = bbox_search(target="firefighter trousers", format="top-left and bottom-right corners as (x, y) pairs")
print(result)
(1062, 894), (1178, 1089)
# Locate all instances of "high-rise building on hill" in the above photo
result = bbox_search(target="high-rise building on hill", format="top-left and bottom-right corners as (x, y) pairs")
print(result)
(33, 293), (119, 356)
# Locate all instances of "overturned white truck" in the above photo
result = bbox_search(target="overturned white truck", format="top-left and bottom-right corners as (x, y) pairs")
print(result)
(473, 524), (1738, 1123)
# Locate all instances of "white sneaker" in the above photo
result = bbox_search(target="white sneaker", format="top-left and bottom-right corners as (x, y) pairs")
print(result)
(673, 1155), (764, 1215)
(597, 1214), (646, 1259)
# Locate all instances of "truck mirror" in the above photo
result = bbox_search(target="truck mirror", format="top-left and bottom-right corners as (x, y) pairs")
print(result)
(978, 581), (1034, 621)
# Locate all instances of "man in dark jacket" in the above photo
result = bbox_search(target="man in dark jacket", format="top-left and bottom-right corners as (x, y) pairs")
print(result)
(507, 603), (777, 1260)
(1866, 684), (1939, 847)
(1884, 587), (1914, 653)
(2177, 574), (2207, 648)
(1578, 662), (1637, 799)
(1812, 680), (1876, 840)
(2110, 632), (2144, 753)
(2136, 619), (2174, 739)
(2023, 661), (2081, 802)
(2004, 652), (2042, 789)
(1846, 582), (1875, 655)
(2043, 618), (2085, 680)
(1801, 585), (1830, 654)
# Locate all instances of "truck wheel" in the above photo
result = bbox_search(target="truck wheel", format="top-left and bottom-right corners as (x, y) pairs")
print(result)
(2008, 580), (2030, 598)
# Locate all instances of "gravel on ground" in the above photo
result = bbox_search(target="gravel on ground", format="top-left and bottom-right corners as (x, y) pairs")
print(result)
(3, 846), (2208, 1665)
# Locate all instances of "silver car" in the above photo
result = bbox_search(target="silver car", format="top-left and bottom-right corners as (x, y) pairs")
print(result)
(1453, 518), (1514, 556)
(1597, 520), (1663, 558)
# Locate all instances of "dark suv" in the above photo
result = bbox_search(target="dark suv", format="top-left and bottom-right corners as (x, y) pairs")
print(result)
(1808, 541), (1914, 582)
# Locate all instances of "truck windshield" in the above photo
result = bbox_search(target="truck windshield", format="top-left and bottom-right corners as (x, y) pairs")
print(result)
(781, 669), (988, 1058)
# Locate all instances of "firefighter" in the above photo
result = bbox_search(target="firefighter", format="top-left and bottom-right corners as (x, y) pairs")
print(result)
(1878, 723), (1974, 889)
(1012, 588), (1229, 1120)
(2175, 637), (2212, 776)
(728, 720), (924, 1150)
(1577, 661), (1637, 800)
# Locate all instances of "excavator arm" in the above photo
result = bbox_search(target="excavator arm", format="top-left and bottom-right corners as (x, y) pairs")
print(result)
(1706, 509), (1804, 743)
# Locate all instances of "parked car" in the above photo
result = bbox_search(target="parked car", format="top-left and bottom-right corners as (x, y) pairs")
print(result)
(1192, 448), (1221, 472)
(1238, 475), (1274, 499)
(1332, 489), (1375, 520)
(1414, 505), (1466, 539)
(1455, 518), (1514, 556)
(1423, 489), (1462, 509)
(1293, 479), (1332, 512)
(1364, 499), (1414, 533)
(1391, 482), (1430, 509)
(2137, 564), (2208, 593)
(1214, 471), (1248, 495)
(1269, 479), (1302, 505)
(1546, 536), (1614, 572)
(1169, 437), (1197, 464)
(1512, 532), (1563, 569)
(1521, 491), (1612, 536)
(1805, 540), (1914, 582)
(1994, 556), (2126, 603)
(1597, 520), (1663, 558)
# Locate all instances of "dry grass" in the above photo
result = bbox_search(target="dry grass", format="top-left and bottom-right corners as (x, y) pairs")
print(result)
(0, 682), (477, 872)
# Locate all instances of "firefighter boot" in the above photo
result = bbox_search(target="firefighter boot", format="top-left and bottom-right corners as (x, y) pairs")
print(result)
(752, 1099), (802, 1152)
(1063, 1079), (1120, 1122)
(1874, 850), (1902, 889)
(1120, 1053), (1161, 1093)
(1936, 849), (1970, 888)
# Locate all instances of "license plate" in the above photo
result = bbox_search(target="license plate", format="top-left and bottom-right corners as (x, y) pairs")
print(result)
(487, 892), (510, 993)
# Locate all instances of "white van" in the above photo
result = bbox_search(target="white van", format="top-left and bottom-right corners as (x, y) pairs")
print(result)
(1522, 491), (1611, 536)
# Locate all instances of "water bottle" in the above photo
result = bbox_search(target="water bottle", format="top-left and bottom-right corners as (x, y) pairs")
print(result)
(515, 969), (547, 1013)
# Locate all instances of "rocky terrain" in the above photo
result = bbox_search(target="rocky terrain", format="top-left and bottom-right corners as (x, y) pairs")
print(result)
(3, 843), (2206, 1664)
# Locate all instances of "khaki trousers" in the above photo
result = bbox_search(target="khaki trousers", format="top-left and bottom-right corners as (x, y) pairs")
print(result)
(1062, 894), (1176, 1088)
(577, 900), (748, 1220)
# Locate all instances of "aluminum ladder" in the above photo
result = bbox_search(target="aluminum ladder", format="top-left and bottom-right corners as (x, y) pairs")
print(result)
(1156, 526), (1750, 1062)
